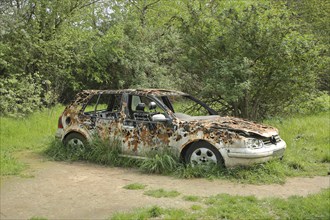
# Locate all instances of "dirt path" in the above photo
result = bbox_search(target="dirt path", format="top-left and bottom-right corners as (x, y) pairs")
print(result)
(1, 153), (329, 219)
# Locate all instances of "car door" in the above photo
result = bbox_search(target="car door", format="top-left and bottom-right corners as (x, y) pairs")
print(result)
(83, 92), (123, 140)
(121, 94), (173, 156)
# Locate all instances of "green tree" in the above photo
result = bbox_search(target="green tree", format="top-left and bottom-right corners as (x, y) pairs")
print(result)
(179, 3), (323, 119)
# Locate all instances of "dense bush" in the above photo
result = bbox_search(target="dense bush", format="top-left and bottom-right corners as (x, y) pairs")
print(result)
(0, 73), (52, 117)
(0, 0), (328, 119)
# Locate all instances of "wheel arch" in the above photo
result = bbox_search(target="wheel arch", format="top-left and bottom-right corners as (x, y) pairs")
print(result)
(180, 139), (221, 162)
(63, 130), (89, 143)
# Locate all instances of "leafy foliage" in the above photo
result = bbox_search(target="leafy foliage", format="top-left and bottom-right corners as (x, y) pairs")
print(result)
(0, 0), (327, 119)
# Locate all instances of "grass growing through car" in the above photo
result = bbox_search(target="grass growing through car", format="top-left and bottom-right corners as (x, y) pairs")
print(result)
(123, 183), (146, 190)
(44, 137), (141, 168)
(1, 103), (329, 185)
(143, 188), (180, 198)
(139, 147), (181, 174)
(111, 189), (330, 220)
(43, 111), (329, 184)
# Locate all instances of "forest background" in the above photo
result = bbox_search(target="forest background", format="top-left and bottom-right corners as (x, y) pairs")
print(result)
(1, 0), (329, 120)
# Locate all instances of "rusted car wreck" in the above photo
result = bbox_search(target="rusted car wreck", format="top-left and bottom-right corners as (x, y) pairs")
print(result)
(56, 89), (286, 167)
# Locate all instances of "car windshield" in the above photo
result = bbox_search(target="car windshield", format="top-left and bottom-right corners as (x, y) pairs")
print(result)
(157, 95), (217, 117)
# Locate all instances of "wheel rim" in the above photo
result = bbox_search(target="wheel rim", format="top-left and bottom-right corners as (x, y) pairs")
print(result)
(67, 138), (84, 149)
(190, 147), (217, 165)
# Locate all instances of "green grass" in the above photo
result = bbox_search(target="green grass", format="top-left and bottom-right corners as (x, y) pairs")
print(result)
(123, 183), (147, 190)
(265, 111), (330, 176)
(143, 188), (180, 198)
(1, 103), (329, 185)
(111, 189), (330, 220)
(182, 195), (201, 202)
(190, 204), (203, 211)
(0, 105), (63, 177)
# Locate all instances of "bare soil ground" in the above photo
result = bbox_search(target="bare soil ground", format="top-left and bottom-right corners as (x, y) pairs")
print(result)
(1, 152), (329, 220)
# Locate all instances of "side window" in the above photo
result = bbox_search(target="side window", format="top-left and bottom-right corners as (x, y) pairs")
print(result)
(84, 95), (99, 114)
(84, 93), (122, 119)
(131, 95), (142, 111)
(128, 95), (166, 121)
(167, 95), (209, 116)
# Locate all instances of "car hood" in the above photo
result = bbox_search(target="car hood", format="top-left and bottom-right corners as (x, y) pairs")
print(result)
(176, 114), (278, 137)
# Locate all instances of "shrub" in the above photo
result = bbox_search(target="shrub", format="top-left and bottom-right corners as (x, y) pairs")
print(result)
(0, 73), (53, 117)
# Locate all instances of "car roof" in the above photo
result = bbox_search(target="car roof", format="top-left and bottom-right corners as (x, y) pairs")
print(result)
(82, 89), (188, 96)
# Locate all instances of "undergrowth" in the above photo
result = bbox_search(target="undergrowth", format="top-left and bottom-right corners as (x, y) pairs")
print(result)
(143, 188), (180, 198)
(111, 189), (330, 220)
(123, 183), (146, 190)
(0, 105), (63, 178)
(1, 104), (329, 185)
(44, 109), (330, 185)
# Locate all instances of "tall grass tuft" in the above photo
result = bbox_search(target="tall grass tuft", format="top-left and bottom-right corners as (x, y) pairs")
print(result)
(2, 103), (329, 184)
(44, 109), (330, 184)
(44, 137), (141, 168)
(140, 147), (180, 174)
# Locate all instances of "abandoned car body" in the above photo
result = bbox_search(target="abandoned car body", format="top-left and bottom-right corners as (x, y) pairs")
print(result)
(55, 89), (286, 167)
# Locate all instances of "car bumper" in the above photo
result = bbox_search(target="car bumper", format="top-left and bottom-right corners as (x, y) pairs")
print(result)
(55, 128), (64, 140)
(221, 140), (286, 167)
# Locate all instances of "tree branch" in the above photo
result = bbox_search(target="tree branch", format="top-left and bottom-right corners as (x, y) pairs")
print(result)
(79, 0), (101, 9)
(144, 0), (161, 10)
(129, 0), (142, 12)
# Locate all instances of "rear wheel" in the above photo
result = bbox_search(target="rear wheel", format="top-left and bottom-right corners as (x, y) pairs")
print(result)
(185, 141), (224, 167)
(63, 133), (87, 152)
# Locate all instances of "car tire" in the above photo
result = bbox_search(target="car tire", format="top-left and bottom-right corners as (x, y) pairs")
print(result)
(185, 141), (224, 167)
(63, 133), (87, 151)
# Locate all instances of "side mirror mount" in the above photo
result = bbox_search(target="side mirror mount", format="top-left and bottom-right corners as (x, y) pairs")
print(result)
(151, 114), (167, 122)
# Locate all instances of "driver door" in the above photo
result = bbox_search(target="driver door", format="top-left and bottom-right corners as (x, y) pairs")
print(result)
(121, 94), (172, 156)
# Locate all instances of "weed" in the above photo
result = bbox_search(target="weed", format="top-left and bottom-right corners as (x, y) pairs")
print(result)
(111, 206), (190, 220)
(111, 189), (330, 220)
(2, 104), (329, 185)
(190, 205), (203, 211)
(0, 105), (63, 177)
(182, 195), (201, 202)
(0, 151), (26, 176)
(321, 154), (330, 163)
(148, 206), (162, 218)
(111, 206), (164, 220)
(86, 137), (122, 165)
(175, 163), (223, 179)
(144, 188), (180, 198)
(123, 183), (146, 190)
(140, 147), (180, 174)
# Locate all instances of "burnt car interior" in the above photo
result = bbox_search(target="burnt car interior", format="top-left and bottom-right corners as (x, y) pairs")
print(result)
(83, 93), (122, 119)
(82, 92), (219, 125)
(128, 95), (166, 122)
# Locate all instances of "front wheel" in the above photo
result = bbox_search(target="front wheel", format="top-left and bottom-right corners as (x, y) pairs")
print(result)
(185, 142), (224, 167)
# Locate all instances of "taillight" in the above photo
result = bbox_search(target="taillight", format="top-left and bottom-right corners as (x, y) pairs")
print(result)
(58, 115), (63, 129)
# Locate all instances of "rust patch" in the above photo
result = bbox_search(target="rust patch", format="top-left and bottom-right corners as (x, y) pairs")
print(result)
(58, 89), (281, 157)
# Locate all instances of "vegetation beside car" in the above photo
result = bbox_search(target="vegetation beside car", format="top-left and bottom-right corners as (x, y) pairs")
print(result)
(1, 105), (329, 184)
(111, 189), (330, 220)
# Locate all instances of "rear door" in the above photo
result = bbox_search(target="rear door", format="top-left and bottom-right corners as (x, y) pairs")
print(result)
(83, 92), (123, 140)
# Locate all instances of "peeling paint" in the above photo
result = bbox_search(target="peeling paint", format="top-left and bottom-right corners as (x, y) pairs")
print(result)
(56, 89), (286, 167)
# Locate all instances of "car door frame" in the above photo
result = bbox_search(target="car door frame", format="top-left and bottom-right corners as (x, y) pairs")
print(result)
(121, 93), (174, 156)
